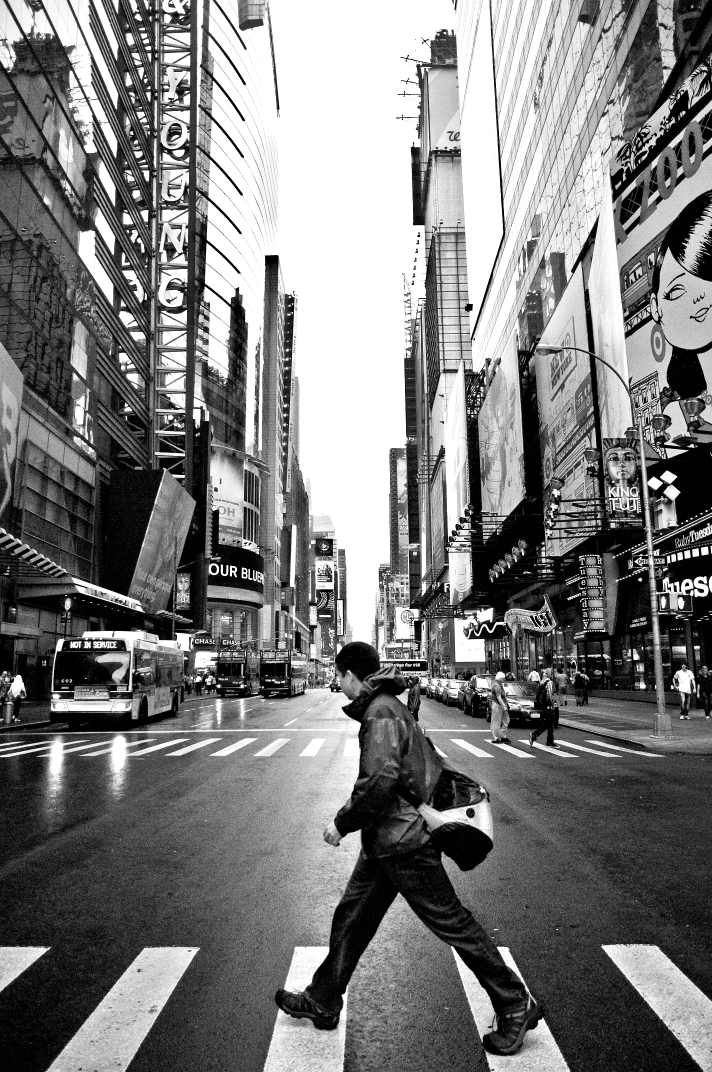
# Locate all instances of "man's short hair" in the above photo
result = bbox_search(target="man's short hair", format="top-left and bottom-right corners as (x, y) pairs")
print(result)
(335, 642), (380, 682)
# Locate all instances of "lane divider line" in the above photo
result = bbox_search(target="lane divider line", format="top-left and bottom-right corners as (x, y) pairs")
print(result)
(264, 946), (346, 1072)
(46, 947), (198, 1072)
(453, 946), (571, 1071)
(0, 947), (48, 994)
(603, 945), (712, 1071)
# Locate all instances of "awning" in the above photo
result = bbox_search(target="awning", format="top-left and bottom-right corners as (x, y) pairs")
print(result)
(19, 576), (144, 614)
(154, 609), (193, 627)
(0, 529), (65, 579)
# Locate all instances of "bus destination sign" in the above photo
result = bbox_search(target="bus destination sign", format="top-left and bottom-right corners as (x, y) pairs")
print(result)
(65, 639), (127, 651)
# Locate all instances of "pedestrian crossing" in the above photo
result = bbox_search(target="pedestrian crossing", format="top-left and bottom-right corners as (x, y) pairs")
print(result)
(2, 943), (709, 1070)
(0, 734), (664, 763)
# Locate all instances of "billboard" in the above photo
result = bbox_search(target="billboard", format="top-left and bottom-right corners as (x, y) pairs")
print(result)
(104, 470), (195, 614)
(211, 448), (244, 547)
(535, 266), (597, 557)
(479, 332), (525, 532)
(454, 620), (486, 665)
(316, 590), (335, 619)
(315, 557), (335, 590)
(446, 362), (472, 604)
(320, 621), (335, 658)
(208, 546), (265, 594)
(337, 599), (344, 637)
(0, 341), (23, 529)
(612, 56), (712, 457)
(314, 537), (333, 557)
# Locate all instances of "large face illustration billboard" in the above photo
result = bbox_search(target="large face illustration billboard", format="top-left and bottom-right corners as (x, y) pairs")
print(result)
(613, 57), (712, 456)
(479, 333), (525, 533)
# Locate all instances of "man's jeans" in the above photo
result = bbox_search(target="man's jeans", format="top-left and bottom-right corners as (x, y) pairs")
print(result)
(530, 707), (555, 746)
(306, 843), (527, 1015)
(679, 691), (692, 713)
(491, 703), (509, 740)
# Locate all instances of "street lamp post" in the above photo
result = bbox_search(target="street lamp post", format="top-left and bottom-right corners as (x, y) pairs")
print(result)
(536, 344), (672, 738)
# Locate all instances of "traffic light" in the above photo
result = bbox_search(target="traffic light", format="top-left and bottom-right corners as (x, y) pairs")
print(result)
(658, 591), (693, 615)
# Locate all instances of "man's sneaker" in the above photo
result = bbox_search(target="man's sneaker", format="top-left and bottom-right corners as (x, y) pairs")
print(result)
(483, 995), (543, 1056)
(680, 715), (686, 719)
(274, 989), (340, 1030)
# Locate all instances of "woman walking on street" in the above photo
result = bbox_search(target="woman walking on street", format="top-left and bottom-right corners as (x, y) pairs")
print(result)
(9, 672), (26, 723)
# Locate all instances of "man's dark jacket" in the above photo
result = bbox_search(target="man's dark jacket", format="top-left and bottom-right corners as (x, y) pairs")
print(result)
(334, 667), (442, 858)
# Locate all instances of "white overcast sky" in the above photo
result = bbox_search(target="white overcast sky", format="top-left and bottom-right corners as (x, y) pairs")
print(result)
(270, 0), (455, 643)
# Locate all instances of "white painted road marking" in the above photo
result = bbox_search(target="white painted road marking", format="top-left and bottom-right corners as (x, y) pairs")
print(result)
(556, 740), (621, 758)
(284, 718), (298, 726)
(604, 945), (712, 1071)
(434, 745), (448, 757)
(520, 740), (578, 758)
(81, 739), (157, 757)
(451, 739), (493, 758)
(343, 739), (359, 757)
(264, 946), (346, 1072)
(165, 738), (222, 756)
(0, 740), (91, 757)
(585, 740), (664, 757)
(0, 947), (48, 993)
(45, 947), (198, 1072)
(210, 738), (258, 756)
(127, 739), (191, 756)
(254, 738), (290, 757)
(453, 946), (570, 1071)
(300, 739), (325, 757)
(491, 742), (534, 758)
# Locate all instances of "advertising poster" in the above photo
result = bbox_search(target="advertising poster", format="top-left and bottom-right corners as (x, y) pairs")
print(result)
(337, 599), (344, 637)
(315, 556), (335, 591)
(535, 267), (597, 557)
(612, 56), (712, 457)
(479, 332), (525, 532)
(320, 621), (335, 658)
(0, 341), (23, 529)
(430, 464), (446, 575)
(445, 362), (472, 604)
(175, 572), (191, 610)
(211, 448), (244, 547)
(128, 471), (195, 614)
(396, 450), (409, 563)
(316, 590), (335, 619)
(454, 619), (486, 665)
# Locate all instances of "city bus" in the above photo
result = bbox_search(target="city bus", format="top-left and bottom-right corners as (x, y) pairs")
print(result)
(215, 649), (260, 697)
(51, 631), (184, 729)
(260, 650), (308, 697)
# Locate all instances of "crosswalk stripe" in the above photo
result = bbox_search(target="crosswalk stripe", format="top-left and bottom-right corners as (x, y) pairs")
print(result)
(453, 947), (570, 1070)
(451, 739), (493, 758)
(0, 947), (48, 993)
(2, 741), (105, 758)
(491, 742), (534, 758)
(165, 738), (222, 756)
(556, 740), (621, 758)
(265, 946), (346, 1072)
(254, 738), (289, 757)
(0, 740), (91, 757)
(81, 739), (157, 757)
(126, 739), (190, 756)
(434, 745), (448, 757)
(604, 945), (712, 1070)
(300, 739), (325, 757)
(210, 738), (258, 756)
(0, 738), (32, 748)
(585, 740), (664, 757)
(519, 741), (578, 758)
(343, 739), (359, 758)
(45, 947), (198, 1072)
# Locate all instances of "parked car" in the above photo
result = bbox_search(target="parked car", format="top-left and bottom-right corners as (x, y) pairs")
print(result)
(431, 677), (447, 702)
(486, 682), (542, 727)
(425, 677), (439, 699)
(329, 678), (341, 692)
(441, 679), (463, 706)
(461, 676), (495, 716)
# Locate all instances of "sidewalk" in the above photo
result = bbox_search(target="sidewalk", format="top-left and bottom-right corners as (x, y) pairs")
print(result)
(0, 700), (51, 730)
(558, 695), (712, 754)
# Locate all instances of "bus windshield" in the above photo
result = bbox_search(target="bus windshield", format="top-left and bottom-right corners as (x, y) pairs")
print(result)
(217, 660), (245, 676)
(262, 662), (286, 677)
(53, 651), (131, 689)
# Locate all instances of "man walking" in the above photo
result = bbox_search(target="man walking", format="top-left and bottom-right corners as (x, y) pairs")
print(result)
(275, 642), (543, 1057)
(697, 666), (712, 718)
(529, 668), (556, 748)
(673, 663), (696, 719)
(407, 674), (421, 721)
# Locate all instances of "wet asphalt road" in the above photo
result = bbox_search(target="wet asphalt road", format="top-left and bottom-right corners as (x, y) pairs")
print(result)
(1, 690), (711, 1072)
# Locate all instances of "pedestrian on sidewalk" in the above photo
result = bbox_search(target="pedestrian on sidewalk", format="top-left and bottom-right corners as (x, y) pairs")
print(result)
(673, 663), (695, 719)
(554, 667), (570, 707)
(527, 668), (541, 684)
(489, 671), (511, 743)
(406, 675), (421, 721)
(697, 666), (712, 719)
(8, 672), (26, 722)
(529, 668), (557, 747)
(274, 641), (543, 1057)
(573, 669), (590, 706)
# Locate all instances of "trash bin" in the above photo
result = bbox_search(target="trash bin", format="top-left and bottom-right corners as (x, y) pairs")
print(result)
(3, 698), (13, 725)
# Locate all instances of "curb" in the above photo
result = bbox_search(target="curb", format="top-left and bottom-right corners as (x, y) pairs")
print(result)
(559, 716), (712, 754)
(0, 718), (52, 731)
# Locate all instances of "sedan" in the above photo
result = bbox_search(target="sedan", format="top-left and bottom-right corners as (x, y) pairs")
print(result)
(462, 676), (495, 716)
(486, 682), (543, 727)
(441, 679), (464, 706)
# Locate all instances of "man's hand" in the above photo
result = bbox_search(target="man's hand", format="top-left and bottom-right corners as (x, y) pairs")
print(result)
(323, 821), (342, 847)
